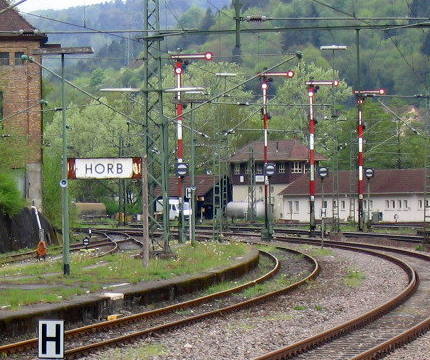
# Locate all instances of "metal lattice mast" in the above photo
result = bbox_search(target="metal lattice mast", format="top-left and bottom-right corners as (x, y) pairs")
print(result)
(143, 0), (170, 251)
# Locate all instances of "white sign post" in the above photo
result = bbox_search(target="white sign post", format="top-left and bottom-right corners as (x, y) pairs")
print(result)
(38, 320), (64, 359)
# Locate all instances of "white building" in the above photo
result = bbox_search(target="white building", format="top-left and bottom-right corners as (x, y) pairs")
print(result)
(278, 168), (427, 223)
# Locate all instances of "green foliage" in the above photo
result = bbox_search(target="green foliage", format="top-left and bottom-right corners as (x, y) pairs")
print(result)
(0, 241), (248, 308)
(0, 172), (26, 216)
(344, 269), (366, 287)
(42, 152), (62, 227)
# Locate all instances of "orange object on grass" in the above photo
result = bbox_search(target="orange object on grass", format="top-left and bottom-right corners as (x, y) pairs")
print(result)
(36, 240), (47, 257)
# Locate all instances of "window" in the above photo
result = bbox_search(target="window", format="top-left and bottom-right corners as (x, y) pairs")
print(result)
(322, 200), (327, 208)
(278, 162), (286, 174)
(245, 165), (250, 174)
(391, 200), (395, 208)
(403, 200), (408, 209)
(419, 200), (423, 209)
(0, 52), (9, 65)
(234, 163), (240, 175)
(288, 201), (293, 213)
(364, 200), (367, 208)
(294, 201), (299, 213)
(341, 200), (346, 210)
(369, 200), (373, 209)
(256, 164), (263, 174)
(292, 162), (302, 173)
(14, 52), (24, 65)
(426, 200), (429, 208)
(386, 200), (390, 208)
(398, 200), (402, 209)
(333, 200), (337, 209)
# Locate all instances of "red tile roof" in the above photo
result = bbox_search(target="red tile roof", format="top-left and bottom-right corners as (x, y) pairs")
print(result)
(278, 168), (426, 196)
(229, 139), (326, 162)
(154, 175), (219, 197)
(0, 0), (35, 32)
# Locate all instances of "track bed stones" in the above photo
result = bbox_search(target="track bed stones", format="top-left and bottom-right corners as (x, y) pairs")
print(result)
(78, 244), (406, 360)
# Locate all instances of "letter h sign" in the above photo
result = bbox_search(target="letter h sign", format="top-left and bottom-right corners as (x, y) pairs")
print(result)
(38, 320), (64, 359)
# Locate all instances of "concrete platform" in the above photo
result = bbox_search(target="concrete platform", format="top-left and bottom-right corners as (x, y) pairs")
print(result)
(0, 247), (259, 336)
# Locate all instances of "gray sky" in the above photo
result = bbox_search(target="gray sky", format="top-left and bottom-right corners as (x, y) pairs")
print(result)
(18, 0), (113, 12)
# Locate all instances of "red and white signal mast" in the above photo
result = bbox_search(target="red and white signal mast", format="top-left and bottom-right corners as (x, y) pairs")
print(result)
(353, 88), (386, 231)
(258, 70), (294, 241)
(306, 80), (340, 236)
(169, 52), (213, 241)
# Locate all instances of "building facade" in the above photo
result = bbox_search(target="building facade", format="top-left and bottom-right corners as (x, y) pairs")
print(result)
(0, 1), (51, 208)
(229, 139), (325, 219)
(279, 168), (427, 223)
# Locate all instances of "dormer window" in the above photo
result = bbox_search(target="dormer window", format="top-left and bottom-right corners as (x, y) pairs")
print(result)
(292, 161), (302, 173)
(234, 163), (240, 175)
(0, 53), (9, 66)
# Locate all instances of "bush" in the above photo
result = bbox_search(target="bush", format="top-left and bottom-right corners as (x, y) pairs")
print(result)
(0, 172), (26, 216)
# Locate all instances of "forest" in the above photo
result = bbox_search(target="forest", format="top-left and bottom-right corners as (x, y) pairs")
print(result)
(1, 0), (429, 222)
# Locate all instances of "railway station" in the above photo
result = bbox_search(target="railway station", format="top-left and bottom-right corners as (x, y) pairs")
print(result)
(1, 0), (430, 359)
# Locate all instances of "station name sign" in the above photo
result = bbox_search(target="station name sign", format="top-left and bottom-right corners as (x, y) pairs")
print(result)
(67, 158), (142, 179)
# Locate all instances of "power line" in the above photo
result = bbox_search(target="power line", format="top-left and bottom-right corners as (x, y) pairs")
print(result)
(22, 11), (140, 43)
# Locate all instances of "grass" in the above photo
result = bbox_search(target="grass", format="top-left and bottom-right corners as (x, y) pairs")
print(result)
(261, 312), (294, 321)
(241, 273), (295, 298)
(344, 268), (366, 287)
(0, 287), (88, 310)
(293, 305), (307, 310)
(415, 244), (427, 252)
(0, 241), (248, 309)
(98, 343), (167, 359)
(298, 245), (334, 257)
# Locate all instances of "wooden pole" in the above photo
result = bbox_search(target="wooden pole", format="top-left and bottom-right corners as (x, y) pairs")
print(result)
(141, 155), (150, 267)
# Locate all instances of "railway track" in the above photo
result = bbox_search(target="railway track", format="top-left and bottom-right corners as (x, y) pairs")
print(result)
(0, 247), (314, 359)
(83, 225), (424, 245)
(2, 227), (426, 359)
(0, 231), (143, 266)
(248, 236), (430, 360)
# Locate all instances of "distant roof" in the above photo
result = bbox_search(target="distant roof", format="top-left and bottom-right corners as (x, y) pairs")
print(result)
(279, 168), (426, 196)
(155, 175), (219, 198)
(0, 0), (47, 42)
(229, 139), (326, 162)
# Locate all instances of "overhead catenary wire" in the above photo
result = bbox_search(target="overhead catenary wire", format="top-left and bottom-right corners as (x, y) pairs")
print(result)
(21, 11), (141, 43)
(175, 55), (300, 132)
(307, 0), (425, 86)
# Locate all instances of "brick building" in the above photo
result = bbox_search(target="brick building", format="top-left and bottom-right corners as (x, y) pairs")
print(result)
(229, 139), (325, 219)
(0, 1), (52, 208)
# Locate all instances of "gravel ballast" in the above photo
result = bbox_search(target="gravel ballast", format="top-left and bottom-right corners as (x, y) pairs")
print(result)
(87, 244), (409, 360)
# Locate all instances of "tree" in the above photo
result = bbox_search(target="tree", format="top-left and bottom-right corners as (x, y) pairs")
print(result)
(410, 0), (430, 18)
(0, 172), (25, 216)
(421, 32), (430, 56)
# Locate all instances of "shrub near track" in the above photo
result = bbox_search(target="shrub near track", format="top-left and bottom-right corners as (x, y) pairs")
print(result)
(0, 241), (248, 310)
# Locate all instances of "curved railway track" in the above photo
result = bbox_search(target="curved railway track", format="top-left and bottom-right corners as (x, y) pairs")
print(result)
(244, 235), (430, 360)
(0, 247), (316, 359)
(0, 231), (144, 265)
(2, 227), (427, 359)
